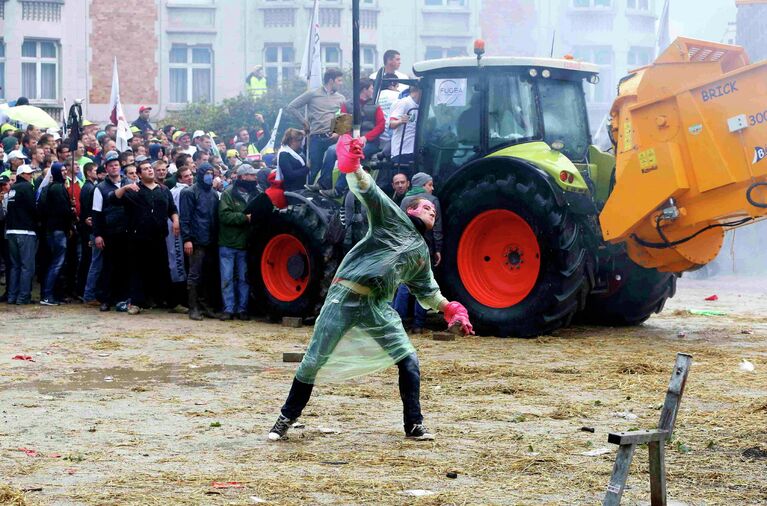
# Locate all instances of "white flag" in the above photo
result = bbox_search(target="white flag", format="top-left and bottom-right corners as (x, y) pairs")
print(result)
(299, 0), (322, 90)
(261, 108), (283, 155)
(656, 0), (670, 57)
(109, 58), (133, 152)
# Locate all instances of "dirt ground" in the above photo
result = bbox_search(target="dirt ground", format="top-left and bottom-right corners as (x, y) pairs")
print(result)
(1, 276), (766, 505)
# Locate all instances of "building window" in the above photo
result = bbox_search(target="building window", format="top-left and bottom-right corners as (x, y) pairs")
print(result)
(362, 45), (377, 75)
(21, 1), (62, 22)
(169, 45), (213, 104)
(360, 9), (377, 29)
(0, 41), (4, 99)
(319, 8), (341, 27)
(263, 8), (295, 27)
(264, 44), (295, 86)
(21, 40), (59, 101)
(425, 46), (467, 60)
(321, 44), (342, 67)
(627, 46), (654, 67)
(626, 0), (649, 10)
(573, 46), (613, 104)
(573, 0), (611, 7)
(425, 0), (466, 6)
(0, 1), (5, 19)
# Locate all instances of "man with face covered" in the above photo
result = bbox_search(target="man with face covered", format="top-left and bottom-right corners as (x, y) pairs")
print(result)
(268, 136), (474, 442)
(179, 162), (219, 320)
(217, 164), (268, 321)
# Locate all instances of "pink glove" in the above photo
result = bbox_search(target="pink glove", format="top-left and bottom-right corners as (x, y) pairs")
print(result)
(337, 134), (365, 174)
(443, 301), (474, 335)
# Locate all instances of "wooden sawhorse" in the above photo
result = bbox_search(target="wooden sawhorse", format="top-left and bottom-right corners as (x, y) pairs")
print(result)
(603, 352), (693, 506)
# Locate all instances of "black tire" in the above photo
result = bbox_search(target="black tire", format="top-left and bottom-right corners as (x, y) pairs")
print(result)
(441, 173), (591, 337)
(249, 203), (339, 320)
(581, 255), (677, 326)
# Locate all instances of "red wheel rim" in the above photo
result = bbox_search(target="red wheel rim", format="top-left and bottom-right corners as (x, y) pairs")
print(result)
(261, 234), (310, 302)
(457, 209), (541, 308)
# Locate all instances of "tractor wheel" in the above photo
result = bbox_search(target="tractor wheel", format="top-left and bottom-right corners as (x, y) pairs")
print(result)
(581, 255), (677, 326)
(442, 174), (591, 337)
(250, 204), (339, 320)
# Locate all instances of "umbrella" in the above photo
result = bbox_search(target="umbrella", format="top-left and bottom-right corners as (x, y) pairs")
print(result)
(4, 105), (59, 129)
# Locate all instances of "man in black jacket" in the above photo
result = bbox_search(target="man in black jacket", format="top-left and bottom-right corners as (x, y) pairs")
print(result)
(77, 162), (97, 301)
(39, 163), (76, 306)
(92, 151), (128, 311)
(5, 165), (38, 304)
(180, 163), (219, 320)
(111, 156), (180, 315)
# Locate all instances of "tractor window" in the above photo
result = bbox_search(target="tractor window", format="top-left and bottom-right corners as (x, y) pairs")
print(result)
(537, 79), (591, 162)
(488, 74), (539, 151)
(420, 75), (481, 180)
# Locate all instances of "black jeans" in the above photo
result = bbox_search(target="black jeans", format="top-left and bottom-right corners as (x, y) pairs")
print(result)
(129, 238), (170, 308)
(97, 233), (129, 304)
(281, 352), (423, 427)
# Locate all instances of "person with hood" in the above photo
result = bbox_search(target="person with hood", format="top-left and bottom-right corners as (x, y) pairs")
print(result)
(149, 144), (165, 164)
(267, 136), (474, 443)
(179, 162), (220, 320)
(217, 164), (267, 321)
(5, 164), (38, 304)
(39, 163), (76, 306)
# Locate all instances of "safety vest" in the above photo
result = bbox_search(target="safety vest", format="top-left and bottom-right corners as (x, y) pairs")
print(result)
(246, 76), (268, 99)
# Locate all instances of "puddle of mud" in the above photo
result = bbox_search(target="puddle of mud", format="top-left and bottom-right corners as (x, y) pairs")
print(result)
(10, 364), (261, 393)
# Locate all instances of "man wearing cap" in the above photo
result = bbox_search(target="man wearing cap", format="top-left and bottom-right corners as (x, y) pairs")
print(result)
(180, 162), (219, 320)
(91, 150), (129, 311)
(132, 106), (155, 133)
(217, 164), (264, 321)
(193, 132), (211, 156)
(5, 151), (27, 177)
(5, 164), (38, 305)
(173, 131), (194, 156)
(245, 65), (268, 99)
(111, 156), (179, 315)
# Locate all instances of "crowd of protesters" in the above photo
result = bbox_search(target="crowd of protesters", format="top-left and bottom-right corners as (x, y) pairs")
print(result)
(0, 49), (439, 333)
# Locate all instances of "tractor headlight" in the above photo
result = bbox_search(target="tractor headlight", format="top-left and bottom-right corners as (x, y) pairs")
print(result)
(542, 69), (551, 78)
(529, 68), (538, 77)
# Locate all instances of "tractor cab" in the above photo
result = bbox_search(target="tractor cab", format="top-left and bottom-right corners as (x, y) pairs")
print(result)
(410, 56), (600, 185)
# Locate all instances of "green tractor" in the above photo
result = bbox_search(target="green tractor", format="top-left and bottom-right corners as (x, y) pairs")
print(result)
(250, 53), (676, 337)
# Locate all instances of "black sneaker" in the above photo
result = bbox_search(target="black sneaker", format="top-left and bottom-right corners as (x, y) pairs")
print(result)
(219, 312), (233, 321)
(99, 303), (111, 312)
(268, 414), (296, 441)
(40, 298), (60, 306)
(405, 424), (435, 441)
(237, 312), (250, 321)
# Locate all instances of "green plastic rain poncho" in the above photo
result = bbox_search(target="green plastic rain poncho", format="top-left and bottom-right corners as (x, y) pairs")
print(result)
(295, 170), (447, 385)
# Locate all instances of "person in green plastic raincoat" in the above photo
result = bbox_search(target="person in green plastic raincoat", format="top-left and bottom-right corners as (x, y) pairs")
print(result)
(268, 135), (474, 442)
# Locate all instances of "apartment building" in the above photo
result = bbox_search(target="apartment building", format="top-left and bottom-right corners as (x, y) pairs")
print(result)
(479, 0), (658, 131)
(0, 0), (482, 123)
(736, 0), (767, 62)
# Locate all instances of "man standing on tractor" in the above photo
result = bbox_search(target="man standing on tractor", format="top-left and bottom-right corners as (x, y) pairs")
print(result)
(285, 68), (346, 183)
(267, 136), (474, 442)
(389, 82), (421, 177)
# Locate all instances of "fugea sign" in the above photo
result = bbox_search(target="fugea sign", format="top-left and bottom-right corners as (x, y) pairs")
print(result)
(434, 78), (468, 107)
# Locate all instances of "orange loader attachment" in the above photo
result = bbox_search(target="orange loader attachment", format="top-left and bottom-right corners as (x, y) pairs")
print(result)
(601, 37), (767, 273)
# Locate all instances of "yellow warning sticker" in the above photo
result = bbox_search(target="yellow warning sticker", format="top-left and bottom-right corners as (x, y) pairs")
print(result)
(623, 119), (634, 151)
(639, 148), (658, 174)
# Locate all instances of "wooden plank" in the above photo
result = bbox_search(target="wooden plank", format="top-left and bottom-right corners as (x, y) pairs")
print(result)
(282, 317), (303, 328)
(602, 443), (637, 506)
(283, 352), (305, 363)
(432, 332), (456, 342)
(607, 429), (669, 446)
(658, 353), (692, 438)
(649, 440), (667, 506)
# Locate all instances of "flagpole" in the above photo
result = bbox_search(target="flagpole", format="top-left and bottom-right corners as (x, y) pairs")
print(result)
(352, 0), (361, 138)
